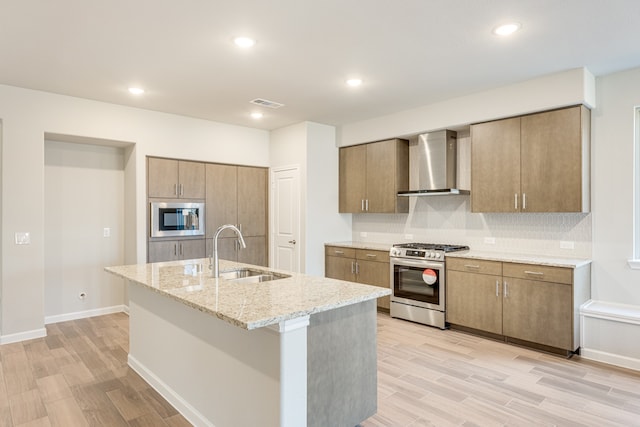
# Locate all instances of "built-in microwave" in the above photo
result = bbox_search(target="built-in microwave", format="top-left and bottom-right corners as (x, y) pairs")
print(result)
(150, 202), (205, 238)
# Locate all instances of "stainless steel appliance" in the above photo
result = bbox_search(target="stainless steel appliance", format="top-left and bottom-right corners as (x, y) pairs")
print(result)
(390, 243), (469, 329)
(150, 202), (205, 237)
(397, 130), (470, 196)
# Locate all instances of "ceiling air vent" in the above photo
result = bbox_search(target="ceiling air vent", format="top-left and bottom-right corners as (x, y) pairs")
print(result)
(250, 98), (285, 109)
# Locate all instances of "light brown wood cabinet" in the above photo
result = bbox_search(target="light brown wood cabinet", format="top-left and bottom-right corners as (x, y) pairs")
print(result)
(446, 257), (590, 353)
(148, 239), (205, 262)
(148, 157), (205, 199)
(339, 139), (409, 213)
(205, 164), (268, 266)
(470, 105), (590, 213)
(325, 246), (390, 310)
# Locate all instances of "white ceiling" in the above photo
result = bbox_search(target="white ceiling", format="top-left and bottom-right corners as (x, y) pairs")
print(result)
(1, 0), (639, 131)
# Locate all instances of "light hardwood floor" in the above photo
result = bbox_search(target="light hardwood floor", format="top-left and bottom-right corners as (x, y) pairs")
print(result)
(1, 312), (639, 426)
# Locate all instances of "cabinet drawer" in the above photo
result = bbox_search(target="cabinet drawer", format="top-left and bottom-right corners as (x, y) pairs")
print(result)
(503, 263), (572, 285)
(325, 246), (356, 258)
(356, 249), (389, 263)
(446, 257), (502, 275)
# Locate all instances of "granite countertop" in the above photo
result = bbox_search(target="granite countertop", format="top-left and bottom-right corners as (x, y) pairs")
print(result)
(105, 259), (390, 330)
(325, 241), (392, 252)
(446, 250), (592, 268)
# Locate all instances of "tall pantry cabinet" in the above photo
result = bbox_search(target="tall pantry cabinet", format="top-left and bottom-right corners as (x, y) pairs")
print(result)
(205, 164), (268, 267)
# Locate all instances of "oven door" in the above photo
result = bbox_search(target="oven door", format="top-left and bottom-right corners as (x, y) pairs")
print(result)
(391, 258), (445, 311)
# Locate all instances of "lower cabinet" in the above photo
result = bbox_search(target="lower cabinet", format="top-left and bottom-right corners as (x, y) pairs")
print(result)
(325, 246), (390, 310)
(148, 239), (205, 263)
(446, 257), (590, 353)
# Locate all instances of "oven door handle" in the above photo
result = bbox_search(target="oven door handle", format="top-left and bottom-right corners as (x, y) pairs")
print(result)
(391, 258), (444, 270)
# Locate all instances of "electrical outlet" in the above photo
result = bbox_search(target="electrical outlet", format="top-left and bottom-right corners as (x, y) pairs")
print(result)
(484, 237), (496, 244)
(404, 234), (414, 240)
(560, 241), (575, 250)
(360, 232), (368, 238)
(103, 227), (111, 238)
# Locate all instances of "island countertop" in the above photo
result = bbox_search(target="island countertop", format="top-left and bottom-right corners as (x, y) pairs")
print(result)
(105, 258), (390, 330)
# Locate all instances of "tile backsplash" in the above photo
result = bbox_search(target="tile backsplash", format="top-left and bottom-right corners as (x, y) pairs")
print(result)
(352, 196), (592, 258)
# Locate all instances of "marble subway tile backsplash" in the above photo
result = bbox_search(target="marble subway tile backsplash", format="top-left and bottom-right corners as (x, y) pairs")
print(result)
(352, 196), (592, 258)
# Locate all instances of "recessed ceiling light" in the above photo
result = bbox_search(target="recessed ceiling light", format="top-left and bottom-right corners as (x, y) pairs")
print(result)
(234, 37), (256, 48)
(346, 78), (363, 87)
(250, 112), (263, 119)
(492, 22), (521, 36)
(128, 87), (144, 95)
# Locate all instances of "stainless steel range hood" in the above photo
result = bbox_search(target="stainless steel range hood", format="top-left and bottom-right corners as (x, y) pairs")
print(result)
(397, 130), (470, 196)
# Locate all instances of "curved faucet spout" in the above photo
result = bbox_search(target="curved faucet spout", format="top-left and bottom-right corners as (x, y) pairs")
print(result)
(211, 224), (246, 278)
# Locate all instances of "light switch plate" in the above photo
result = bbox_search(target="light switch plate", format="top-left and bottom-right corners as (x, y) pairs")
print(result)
(15, 232), (31, 245)
(360, 232), (368, 238)
(484, 237), (496, 244)
(560, 241), (575, 249)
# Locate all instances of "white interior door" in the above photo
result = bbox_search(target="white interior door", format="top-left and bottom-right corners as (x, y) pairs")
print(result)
(271, 166), (300, 273)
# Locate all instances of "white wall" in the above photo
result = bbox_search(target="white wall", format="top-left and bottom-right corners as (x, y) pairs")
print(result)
(44, 141), (126, 320)
(0, 84), (268, 340)
(270, 122), (351, 276)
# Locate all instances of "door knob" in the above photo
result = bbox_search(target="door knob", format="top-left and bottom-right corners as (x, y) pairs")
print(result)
(288, 240), (296, 244)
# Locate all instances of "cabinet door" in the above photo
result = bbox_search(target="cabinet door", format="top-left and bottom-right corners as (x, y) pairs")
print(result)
(148, 240), (180, 262)
(148, 158), (179, 198)
(178, 161), (205, 199)
(339, 145), (367, 213)
(179, 239), (205, 260)
(325, 256), (357, 282)
(357, 259), (391, 310)
(238, 166), (267, 237)
(521, 106), (586, 212)
(446, 270), (503, 334)
(206, 164), (238, 238)
(238, 236), (267, 267)
(471, 117), (521, 212)
(366, 139), (407, 213)
(502, 278), (573, 350)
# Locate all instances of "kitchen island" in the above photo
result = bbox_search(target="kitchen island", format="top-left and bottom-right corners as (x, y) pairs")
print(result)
(105, 258), (389, 427)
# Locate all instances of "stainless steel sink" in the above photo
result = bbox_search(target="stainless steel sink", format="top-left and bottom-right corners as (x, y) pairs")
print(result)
(219, 268), (290, 283)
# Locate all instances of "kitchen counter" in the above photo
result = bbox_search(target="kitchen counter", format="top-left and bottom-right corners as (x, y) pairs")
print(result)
(105, 259), (383, 427)
(105, 258), (389, 330)
(446, 250), (591, 268)
(325, 241), (392, 252)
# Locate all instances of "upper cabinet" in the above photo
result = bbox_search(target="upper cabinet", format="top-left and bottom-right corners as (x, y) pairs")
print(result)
(339, 138), (409, 213)
(470, 105), (590, 213)
(148, 158), (206, 199)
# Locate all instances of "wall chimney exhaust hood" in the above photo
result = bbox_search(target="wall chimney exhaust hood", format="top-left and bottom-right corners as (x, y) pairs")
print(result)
(398, 130), (470, 196)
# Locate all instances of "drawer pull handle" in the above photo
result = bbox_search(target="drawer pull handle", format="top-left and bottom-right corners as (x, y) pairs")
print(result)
(334, 250), (345, 255)
(524, 270), (544, 276)
(496, 280), (500, 297)
(366, 254), (377, 258)
(464, 264), (480, 269)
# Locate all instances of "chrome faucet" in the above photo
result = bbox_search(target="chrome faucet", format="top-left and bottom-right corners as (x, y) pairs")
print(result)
(211, 224), (246, 278)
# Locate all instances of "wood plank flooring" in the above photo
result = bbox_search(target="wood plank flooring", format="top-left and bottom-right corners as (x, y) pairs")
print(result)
(362, 313), (640, 427)
(0, 313), (190, 427)
(2, 312), (639, 426)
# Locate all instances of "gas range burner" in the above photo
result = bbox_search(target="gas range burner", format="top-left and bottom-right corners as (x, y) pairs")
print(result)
(393, 242), (470, 252)
(389, 242), (469, 260)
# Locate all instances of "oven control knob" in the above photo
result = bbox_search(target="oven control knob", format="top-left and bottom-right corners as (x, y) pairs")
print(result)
(435, 253), (441, 259)
(429, 252), (435, 258)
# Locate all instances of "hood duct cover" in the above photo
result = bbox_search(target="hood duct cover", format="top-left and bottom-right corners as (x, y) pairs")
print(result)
(398, 130), (470, 196)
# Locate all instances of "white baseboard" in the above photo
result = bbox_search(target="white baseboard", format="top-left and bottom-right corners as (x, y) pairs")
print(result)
(580, 348), (640, 372)
(0, 328), (47, 345)
(128, 354), (215, 427)
(44, 304), (128, 325)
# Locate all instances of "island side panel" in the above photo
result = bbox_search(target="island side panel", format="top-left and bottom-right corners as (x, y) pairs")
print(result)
(127, 283), (282, 427)
(307, 299), (378, 427)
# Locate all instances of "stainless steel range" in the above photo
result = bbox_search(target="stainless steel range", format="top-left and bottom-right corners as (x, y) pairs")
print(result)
(389, 243), (469, 329)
